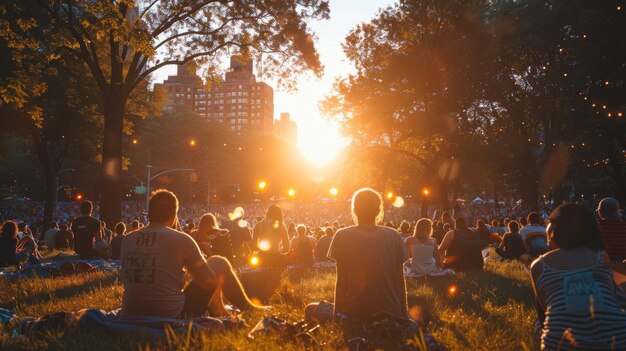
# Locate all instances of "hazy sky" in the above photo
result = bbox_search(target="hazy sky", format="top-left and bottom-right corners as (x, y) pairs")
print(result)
(153, 1), (396, 158)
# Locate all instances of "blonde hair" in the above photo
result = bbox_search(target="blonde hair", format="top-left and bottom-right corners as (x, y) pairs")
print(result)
(414, 218), (433, 241)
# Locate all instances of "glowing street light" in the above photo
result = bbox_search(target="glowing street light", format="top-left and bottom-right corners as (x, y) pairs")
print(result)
(288, 188), (296, 197)
(189, 139), (197, 147)
(386, 191), (394, 200)
(75, 193), (83, 201)
(329, 188), (339, 196)
(422, 188), (430, 197)
(132, 139), (138, 145)
(258, 181), (267, 190)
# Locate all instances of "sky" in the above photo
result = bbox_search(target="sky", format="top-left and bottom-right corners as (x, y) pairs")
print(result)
(152, 0), (396, 164)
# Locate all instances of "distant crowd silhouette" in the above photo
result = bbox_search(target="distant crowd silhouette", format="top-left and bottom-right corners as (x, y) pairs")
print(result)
(1, 188), (626, 350)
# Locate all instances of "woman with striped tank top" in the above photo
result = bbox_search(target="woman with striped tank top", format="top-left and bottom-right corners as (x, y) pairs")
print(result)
(530, 203), (626, 350)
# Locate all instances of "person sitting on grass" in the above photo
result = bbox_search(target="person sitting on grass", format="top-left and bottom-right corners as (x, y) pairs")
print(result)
(54, 224), (74, 250)
(305, 188), (408, 324)
(405, 218), (455, 277)
(495, 221), (526, 261)
(0, 221), (20, 267)
(72, 201), (102, 259)
(110, 222), (126, 260)
(520, 212), (550, 256)
(530, 203), (626, 350)
(314, 227), (334, 263)
(120, 189), (264, 319)
(287, 224), (314, 266)
(252, 204), (290, 267)
(438, 217), (483, 271)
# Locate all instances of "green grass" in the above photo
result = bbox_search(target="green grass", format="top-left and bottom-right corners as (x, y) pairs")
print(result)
(0, 261), (536, 350)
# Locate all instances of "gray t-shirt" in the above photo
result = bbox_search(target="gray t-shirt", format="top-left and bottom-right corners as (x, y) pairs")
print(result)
(328, 225), (408, 319)
(120, 225), (205, 319)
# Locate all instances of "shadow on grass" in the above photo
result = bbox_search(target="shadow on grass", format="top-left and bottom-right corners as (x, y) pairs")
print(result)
(1, 274), (120, 311)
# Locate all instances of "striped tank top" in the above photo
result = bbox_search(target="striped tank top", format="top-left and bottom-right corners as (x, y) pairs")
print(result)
(537, 251), (626, 350)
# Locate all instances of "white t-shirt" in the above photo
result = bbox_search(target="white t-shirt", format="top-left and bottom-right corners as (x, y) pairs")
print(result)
(43, 228), (59, 248)
(519, 225), (546, 241)
(120, 225), (206, 319)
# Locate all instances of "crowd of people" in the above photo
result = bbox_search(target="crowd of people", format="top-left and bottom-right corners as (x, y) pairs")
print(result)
(1, 189), (626, 350)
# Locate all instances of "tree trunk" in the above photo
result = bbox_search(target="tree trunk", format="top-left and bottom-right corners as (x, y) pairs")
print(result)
(100, 95), (125, 226)
(610, 157), (625, 205)
(43, 170), (56, 233)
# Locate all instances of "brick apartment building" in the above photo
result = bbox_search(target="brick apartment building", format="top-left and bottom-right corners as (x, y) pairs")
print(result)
(156, 56), (274, 135)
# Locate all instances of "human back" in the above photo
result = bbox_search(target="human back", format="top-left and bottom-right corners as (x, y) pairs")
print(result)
(328, 188), (408, 320)
(531, 203), (626, 350)
(120, 224), (201, 319)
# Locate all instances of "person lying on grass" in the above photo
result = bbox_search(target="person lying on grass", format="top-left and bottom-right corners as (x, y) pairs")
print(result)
(304, 188), (409, 323)
(120, 189), (264, 320)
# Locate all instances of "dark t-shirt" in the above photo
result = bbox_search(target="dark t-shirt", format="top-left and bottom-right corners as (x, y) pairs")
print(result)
(499, 232), (525, 260)
(72, 216), (101, 258)
(328, 225), (408, 319)
(222, 220), (250, 256)
(444, 228), (483, 270)
(55, 230), (74, 250)
(0, 237), (18, 266)
(314, 235), (332, 262)
(111, 235), (124, 260)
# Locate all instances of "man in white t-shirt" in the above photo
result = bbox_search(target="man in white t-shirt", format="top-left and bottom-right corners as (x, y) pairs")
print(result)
(519, 212), (549, 256)
(120, 189), (262, 319)
(43, 221), (60, 249)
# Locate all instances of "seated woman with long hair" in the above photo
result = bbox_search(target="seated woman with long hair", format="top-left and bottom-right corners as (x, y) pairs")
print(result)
(0, 221), (20, 267)
(530, 203), (626, 350)
(190, 214), (234, 263)
(405, 218), (452, 276)
(252, 204), (290, 267)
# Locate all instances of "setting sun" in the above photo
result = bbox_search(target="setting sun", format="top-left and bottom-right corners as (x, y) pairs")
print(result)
(297, 119), (346, 166)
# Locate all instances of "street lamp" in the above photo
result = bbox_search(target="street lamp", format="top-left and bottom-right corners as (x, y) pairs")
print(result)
(145, 165), (194, 211)
(55, 168), (75, 216)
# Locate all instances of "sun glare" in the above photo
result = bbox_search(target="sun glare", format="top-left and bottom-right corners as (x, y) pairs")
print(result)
(298, 119), (345, 166)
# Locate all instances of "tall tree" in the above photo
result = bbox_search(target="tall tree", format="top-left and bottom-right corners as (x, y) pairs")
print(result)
(1, 0), (328, 224)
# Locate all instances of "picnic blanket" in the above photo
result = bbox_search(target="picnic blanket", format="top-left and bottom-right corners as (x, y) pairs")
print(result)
(0, 254), (120, 279)
(17, 308), (237, 340)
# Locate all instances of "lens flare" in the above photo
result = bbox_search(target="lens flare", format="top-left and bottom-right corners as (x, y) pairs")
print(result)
(228, 206), (245, 220)
(392, 196), (405, 208)
(258, 240), (271, 251)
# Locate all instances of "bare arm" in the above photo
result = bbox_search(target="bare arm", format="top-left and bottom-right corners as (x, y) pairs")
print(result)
(438, 230), (455, 257)
(184, 241), (217, 291)
(280, 224), (290, 254)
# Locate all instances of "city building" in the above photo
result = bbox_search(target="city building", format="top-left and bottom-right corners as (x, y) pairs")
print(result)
(274, 112), (298, 145)
(156, 56), (274, 135)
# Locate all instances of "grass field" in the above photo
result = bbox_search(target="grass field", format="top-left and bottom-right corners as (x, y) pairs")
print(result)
(0, 260), (536, 350)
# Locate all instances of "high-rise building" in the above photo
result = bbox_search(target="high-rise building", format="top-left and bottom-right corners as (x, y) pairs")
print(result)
(156, 56), (274, 135)
(275, 112), (298, 145)
(155, 63), (202, 110)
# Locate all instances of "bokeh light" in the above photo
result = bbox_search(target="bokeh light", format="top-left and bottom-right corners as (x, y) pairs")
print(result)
(392, 196), (405, 208)
(258, 240), (271, 251)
